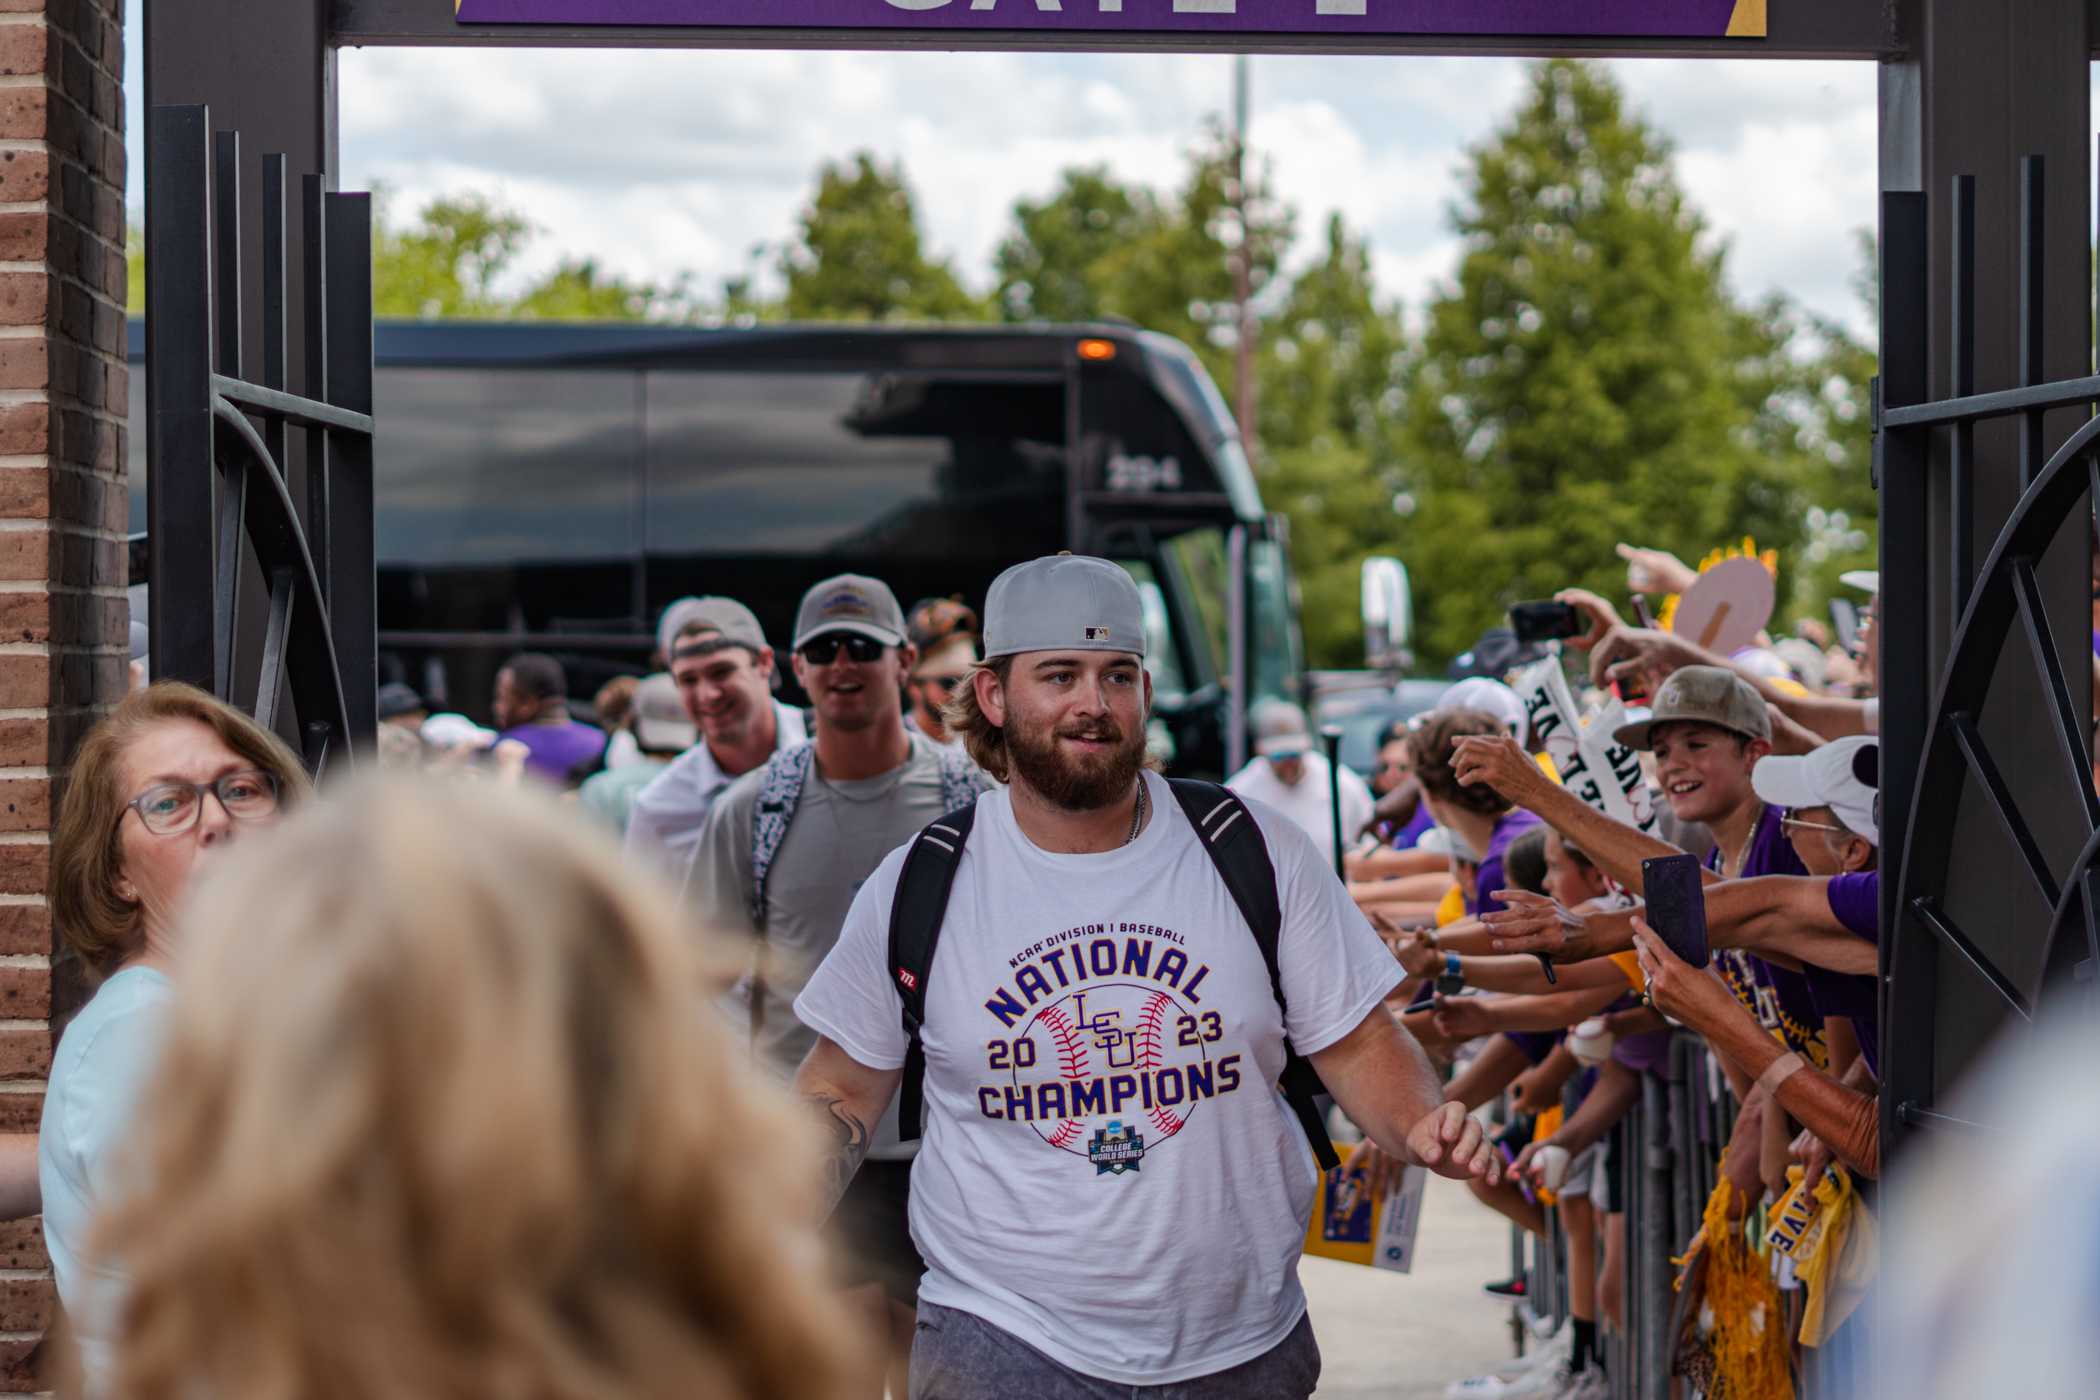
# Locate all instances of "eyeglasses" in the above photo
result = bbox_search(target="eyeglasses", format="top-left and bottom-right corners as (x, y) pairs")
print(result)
(1779, 814), (1847, 838)
(798, 633), (887, 666)
(125, 770), (282, 836)
(915, 674), (967, 694)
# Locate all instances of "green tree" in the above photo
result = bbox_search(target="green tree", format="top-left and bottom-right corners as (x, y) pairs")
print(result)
(988, 125), (1292, 397)
(126, 223), (145, 311)
(1395, 59), (1830, 664)
(372, 191), (531, 319)
(1766, 237), (1878, 627)
(1256, 215), (1412, 666)
(994, 166), (1157, 322)
(780, 153), (982, 321)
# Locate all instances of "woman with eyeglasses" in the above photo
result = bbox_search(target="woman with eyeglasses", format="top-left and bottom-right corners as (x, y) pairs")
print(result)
(42, 682), (308, 1393)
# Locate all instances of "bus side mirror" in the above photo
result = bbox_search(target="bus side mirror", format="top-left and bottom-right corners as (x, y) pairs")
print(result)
(1361, 556), (1412, 672)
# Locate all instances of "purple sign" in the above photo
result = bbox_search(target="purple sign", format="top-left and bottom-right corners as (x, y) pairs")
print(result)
(453, 1), (1767, 40)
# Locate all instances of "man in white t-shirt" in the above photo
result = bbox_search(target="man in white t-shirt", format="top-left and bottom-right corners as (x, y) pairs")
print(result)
(794, 555), (1498, 1399)
(622, 597), (806, 874)
(1227, 699), (1374, 871)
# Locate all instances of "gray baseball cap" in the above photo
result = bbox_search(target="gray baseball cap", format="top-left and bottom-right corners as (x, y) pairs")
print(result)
(793, 574), (908, 650)
(631, 672), (698, 754)
(663, 597), (767, 658)
(1612, 665), (1771, 752)
(1252, 698), (1312, 758)
(983, 555), (1146, 661)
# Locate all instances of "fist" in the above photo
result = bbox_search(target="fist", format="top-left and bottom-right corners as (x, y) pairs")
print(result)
(1405, 1100), (1500, 1185)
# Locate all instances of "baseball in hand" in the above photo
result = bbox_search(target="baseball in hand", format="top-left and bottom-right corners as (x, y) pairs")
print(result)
(1567, 1017), (1614, 1068)
(1533, 1144), (1572, 1192)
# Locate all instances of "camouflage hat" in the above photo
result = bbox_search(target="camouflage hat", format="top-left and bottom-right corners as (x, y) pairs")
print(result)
(1611, 665), (1771, 752)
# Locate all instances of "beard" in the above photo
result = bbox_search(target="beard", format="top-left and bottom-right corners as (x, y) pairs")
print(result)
(1004, 708), (1147, 812)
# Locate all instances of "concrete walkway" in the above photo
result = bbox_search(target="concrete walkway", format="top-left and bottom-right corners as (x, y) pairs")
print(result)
(1303, 1174), (1531, 1399)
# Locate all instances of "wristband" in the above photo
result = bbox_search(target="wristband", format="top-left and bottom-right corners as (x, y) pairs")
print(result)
(1444, 953), (1463, 983)
(1756, 1052), (1807, 1099)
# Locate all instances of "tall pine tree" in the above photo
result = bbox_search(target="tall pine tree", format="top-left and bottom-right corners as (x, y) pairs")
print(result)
(1397, 60), (1823, 663)
(780, 153), (982, 322)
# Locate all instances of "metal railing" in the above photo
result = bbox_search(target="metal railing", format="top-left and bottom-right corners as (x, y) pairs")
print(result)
(145, 105), (376, 770)
(1494, 1035), (1756, 1400)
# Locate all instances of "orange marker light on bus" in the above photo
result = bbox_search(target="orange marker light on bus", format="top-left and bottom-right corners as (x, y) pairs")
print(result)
(1077, 338), (1117, 362)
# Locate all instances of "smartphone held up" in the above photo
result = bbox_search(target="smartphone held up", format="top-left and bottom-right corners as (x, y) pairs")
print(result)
(1641, 853), (1711, 968)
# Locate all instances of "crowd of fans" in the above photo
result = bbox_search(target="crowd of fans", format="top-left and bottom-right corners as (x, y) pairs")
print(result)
(4, 533), (2079, 1400)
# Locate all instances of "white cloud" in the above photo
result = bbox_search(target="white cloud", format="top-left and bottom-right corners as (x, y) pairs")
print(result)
(124, 15), (1885, 337)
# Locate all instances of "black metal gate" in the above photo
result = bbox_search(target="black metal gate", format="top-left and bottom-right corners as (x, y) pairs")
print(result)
(1879, 154), (2099, 1153)
(144, 105), (376, 771)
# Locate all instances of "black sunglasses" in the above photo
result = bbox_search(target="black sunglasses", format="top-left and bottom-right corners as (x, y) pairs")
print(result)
(799, 633), (887, 666)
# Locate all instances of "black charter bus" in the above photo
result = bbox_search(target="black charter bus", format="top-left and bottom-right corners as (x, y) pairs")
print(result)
(126, 320), (1301, 777)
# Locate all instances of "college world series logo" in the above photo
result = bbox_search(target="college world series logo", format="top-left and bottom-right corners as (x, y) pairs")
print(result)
(977, 978), (1245, 1178)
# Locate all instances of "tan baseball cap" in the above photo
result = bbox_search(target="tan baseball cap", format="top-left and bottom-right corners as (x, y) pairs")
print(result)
(1611, 665), (1771, 752)
(793, 574), (909, 650)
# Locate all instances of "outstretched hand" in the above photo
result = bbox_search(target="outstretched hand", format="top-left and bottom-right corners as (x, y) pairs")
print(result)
(1616, 542), (1699, 596)
(1452, 733), (1547, 806)
(1480, 889), (1577, 958)
(1406, 1099), (1501, 1185)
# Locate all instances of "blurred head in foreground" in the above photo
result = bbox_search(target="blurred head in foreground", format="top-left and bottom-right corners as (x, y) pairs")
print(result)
(96, 775), (864, 1400)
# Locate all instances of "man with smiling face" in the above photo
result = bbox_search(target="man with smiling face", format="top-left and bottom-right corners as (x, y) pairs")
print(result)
(686, 574), (987, 1399)
(792, 554), (1497, 1400)
(623, 597), (807, 876)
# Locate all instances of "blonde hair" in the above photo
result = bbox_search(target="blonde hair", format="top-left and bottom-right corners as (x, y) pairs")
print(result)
(51, 682), (311, 979)
(941, 657), (1014, 784)
(96, 776), (864, 1400)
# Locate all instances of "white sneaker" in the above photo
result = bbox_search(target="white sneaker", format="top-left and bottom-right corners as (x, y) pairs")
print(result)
(1550, 1367), (1609, 1400)
(1441, 1339), (1572, 1400)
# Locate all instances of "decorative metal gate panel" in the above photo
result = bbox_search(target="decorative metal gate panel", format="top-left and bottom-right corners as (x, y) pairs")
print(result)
(1879, 154), (2099, 1149)
(144, 106), (376, 772)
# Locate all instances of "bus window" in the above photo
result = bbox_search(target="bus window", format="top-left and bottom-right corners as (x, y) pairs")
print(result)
(641, 369), (1067, 643)
(1249, 539), (1303, 704)
(374, 367), (643, 567)
(642, 370), (1063, 559)
(1118, 561), (1189, 701)
(1162, 528), (1230, 685)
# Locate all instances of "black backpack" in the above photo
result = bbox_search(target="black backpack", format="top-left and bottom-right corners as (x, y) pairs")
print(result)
(885, 778), (1341, 1172)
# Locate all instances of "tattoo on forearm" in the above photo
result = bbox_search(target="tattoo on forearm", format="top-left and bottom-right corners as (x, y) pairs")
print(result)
(808, 1092), (871, 1212)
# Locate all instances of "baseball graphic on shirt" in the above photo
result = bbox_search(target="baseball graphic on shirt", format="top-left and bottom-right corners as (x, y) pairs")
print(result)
(1005, 982), (1235, 1176)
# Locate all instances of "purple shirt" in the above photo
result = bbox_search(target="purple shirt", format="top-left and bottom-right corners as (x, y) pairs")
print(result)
(1472, 808), (1544, 917)
(1801, 871), (1881, 1078)
(500, 719), (607, 786)
(1709, 806), (1829, 1064)
(1612, 1028), (1675, 1076)
(1386, 803), (1437, 851)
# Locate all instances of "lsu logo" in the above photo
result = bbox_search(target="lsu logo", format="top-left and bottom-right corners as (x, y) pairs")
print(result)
(1089, 1120), (1145, 1175)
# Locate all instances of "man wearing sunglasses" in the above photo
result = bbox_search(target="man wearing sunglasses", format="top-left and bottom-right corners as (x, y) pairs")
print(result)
(686, 573), (988, 1397)
(907, 629), (978, 747)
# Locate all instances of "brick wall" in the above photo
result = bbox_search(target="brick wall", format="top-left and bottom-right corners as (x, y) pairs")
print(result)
(0, 0), (129, 1386)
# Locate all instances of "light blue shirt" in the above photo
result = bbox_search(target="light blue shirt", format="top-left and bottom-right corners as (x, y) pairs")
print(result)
(39, 966), (172, 1394)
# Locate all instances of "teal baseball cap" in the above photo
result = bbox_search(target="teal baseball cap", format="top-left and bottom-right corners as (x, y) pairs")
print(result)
(982, 555), (1146, 661)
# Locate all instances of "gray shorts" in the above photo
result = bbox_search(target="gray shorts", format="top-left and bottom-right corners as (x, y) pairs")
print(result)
(909, 1301), (1321, 1400)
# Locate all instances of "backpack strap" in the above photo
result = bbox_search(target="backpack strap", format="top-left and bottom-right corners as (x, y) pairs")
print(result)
(749, 742), (816, 929)
(887, 800), (981, 1142)
(744, 742), (815, 1049)
(1166, 778), (1341, 1173)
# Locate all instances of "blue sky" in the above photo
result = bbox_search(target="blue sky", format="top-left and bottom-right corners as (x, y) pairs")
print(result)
(127, 21), (1897, 337)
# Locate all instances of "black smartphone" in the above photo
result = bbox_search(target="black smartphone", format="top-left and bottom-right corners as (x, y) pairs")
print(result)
(1510, 600), (1583, 644)
(1641, 853), (1710, 968)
